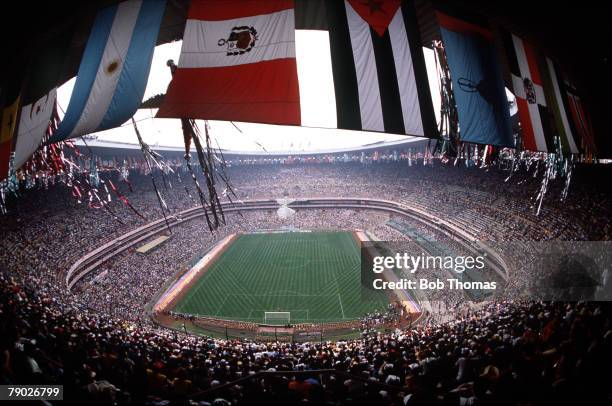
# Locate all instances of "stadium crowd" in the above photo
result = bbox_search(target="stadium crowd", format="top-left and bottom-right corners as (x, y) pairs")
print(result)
(2, 272), (610, 404)
(0, 160), (611, 404)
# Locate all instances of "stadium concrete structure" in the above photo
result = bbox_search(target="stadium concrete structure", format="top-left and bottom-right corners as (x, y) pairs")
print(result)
(1, 159), (611, 404)
(1, 1), (611, 403)
(65, 194), (507, 341)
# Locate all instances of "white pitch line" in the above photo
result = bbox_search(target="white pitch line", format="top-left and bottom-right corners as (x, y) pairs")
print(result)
(337, 293), (345, 319)
(213, 295), (229, 317)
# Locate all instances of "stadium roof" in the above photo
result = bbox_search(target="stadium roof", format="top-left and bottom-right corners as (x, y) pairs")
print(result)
(75, 135), (430, 160)
(2, 0), (605, 89)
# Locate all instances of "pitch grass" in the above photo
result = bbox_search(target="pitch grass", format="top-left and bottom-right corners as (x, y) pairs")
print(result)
(173, 231), (390, 324)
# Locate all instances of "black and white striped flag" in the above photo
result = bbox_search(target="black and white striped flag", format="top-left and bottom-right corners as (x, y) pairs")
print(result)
(300, 0), (437, 138)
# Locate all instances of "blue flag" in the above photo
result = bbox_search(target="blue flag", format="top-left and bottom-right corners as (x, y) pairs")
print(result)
(50, 0), (165, 143)
(436, 9), (513, 147)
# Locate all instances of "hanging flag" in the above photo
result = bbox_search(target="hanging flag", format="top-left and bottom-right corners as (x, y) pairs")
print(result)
(323, 0), (437, 137)
(13, 27), (74, 170)
(501, 32), (554, 152)
(435, 6), (513, 147)
(0, 82), (21, 179)
(564, 83), (596, 155)
(49, 0), (166, 143)
(156, 0), (436, 139)
(157, 0), (301, 125)
(540, 58), (581, 155)
(14, 89), (57, 169)
(502, 31), (591, 155)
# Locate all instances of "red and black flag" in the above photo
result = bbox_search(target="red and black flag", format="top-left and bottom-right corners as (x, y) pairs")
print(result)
(564, 82), (596, 155)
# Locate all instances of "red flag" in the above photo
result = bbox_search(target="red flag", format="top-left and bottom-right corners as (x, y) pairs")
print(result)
(157, 0), (300, 125)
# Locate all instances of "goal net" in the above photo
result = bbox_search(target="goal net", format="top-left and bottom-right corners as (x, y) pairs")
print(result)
(264, 312), (291, 325)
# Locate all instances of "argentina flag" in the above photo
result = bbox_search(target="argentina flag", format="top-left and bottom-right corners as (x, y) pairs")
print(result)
(49, 0), (166, 143)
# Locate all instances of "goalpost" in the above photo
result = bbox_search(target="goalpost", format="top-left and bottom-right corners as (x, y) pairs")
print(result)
(264, 311), (291, 325)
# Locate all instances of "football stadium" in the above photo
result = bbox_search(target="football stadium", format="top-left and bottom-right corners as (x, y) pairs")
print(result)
(1, 0), (611, 405)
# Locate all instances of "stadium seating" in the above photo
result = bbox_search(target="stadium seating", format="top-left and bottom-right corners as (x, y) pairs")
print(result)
(1, 162), (610, 404)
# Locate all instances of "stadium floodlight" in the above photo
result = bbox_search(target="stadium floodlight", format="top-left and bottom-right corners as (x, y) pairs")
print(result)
(264, 312), (291, 326)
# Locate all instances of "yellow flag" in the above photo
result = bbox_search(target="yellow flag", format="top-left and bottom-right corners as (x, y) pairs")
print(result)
(0, 95), (20, 143)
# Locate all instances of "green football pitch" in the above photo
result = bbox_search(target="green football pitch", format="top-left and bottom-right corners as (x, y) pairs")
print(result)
(172, 231), (390, 324)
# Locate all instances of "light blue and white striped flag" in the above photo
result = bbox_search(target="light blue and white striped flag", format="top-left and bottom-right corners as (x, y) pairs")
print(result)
(49, 0), (165, 143)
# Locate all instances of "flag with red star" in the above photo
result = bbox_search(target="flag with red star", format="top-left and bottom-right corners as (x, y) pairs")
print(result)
(347, 0), (401, 36)
(323, 0), (437, 137)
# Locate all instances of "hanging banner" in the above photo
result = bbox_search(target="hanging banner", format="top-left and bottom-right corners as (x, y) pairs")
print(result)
(541, 58), (582, 155)
(0, 83), (21, 179)
(14, 89), (57, 170)
(14, 27), (74, 169)
(49, 0), (166, 143)
(156, 0), (437, 138)
(436, 6), (513, 147)
(157, 0), (301, 126)
(564, 83), (596, 155)
(320, 0), (437, 137)
(501, 31), (555, 152)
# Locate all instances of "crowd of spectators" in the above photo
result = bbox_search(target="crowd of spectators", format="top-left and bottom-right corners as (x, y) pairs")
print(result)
(360, 303), (403, 332)
(2, 273), (610, 404)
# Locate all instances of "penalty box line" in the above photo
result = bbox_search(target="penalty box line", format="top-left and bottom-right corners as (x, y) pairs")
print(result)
(247, 309), (310, 321)
(217, 293), (339, 319)
(213, 295), (229, 317)
(228, 293), (339, 298)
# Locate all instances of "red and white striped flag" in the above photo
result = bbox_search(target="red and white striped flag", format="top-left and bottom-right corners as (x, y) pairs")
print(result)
(503, 32), (553, 152)
(503, 31), (589, 154)
(157, 0), (300, 125)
